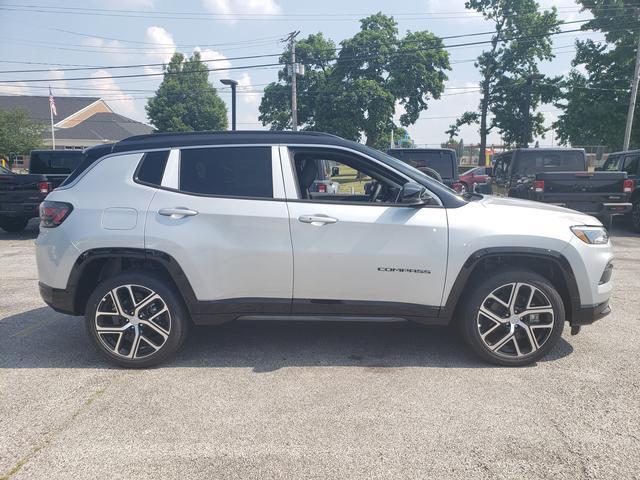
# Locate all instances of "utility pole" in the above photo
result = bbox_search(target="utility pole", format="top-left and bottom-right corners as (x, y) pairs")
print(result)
(220, 79), (238, 131)
(623, 33), (640, 151)
(284, 31), (300, 131)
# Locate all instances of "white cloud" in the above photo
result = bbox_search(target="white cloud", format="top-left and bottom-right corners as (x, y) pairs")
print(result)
(202, 0), (281, 23)
(89, 70), (139, 119)
(237, 72), (261, 105)
(194, 46), (232, 81)
(0, 82), (30, 95)
(48, 70), (71, 96)
(144, 26), (177, 74)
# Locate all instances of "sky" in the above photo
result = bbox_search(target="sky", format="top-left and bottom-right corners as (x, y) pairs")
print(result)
(0, 0), (605, 146)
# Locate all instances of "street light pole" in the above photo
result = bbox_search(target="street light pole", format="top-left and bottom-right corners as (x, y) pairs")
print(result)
(220, 79), (238, 131)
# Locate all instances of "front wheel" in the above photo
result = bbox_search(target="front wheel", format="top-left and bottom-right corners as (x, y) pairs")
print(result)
(85, 271), (190, 368)
(460, 269), (565, 366)
(0, 216), (29, 233)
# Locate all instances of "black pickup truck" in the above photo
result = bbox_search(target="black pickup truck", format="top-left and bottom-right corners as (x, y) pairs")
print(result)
(492, 148), (632, 227)
(600, 149), (640, 231)
(0, 150), (83, 232)
(387, 148), (460, 188)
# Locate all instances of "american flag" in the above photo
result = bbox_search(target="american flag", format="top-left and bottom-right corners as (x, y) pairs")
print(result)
(49, 87), (57, 117)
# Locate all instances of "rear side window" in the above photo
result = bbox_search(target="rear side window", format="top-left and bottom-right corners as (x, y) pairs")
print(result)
(179, 147), (273, 198)
(624, 154), (639, 176)
(136, 150), (169, 186)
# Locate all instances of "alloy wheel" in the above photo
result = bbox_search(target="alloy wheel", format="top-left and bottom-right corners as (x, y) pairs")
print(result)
(476, 282), (555, 358)
(95, 284), (171, 359)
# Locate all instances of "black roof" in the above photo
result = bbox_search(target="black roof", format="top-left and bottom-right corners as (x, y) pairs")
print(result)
(0, 95), (101, 122)
(388, 147), (456, 153)
(44, 112), (153, 142)
(106, 130), (349, 153)
(608, 149), (640, 156)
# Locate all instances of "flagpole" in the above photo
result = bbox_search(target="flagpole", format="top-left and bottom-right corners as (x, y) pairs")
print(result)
(49, 86), (56, 149)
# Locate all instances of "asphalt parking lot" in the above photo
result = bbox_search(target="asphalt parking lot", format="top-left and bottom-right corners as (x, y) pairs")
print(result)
(1, 219), (639, 480)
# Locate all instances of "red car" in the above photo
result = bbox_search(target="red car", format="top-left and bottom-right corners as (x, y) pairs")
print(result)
(458, 166), (490, 193)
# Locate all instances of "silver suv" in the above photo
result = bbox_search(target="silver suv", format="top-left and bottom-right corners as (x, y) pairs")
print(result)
(36, 132), (614, 368)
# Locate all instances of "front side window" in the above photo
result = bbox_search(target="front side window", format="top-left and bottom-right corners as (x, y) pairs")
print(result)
(179, 147), (273, 198)
(291, 149), (404, 204)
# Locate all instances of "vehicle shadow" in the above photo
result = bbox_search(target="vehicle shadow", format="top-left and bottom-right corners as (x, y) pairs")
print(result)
(0, 219), (39, 240)
(0, 307), (573, 370)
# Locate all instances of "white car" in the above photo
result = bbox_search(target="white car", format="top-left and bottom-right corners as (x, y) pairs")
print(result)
(36, 132), (614, 367)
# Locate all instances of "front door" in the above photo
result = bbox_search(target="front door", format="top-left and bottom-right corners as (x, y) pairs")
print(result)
(281, 146), (448, 318)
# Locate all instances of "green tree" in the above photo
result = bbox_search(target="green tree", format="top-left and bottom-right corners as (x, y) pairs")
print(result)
(259, 14), (450, 148)
(146, 52), (228, 132)
(451, 0), (559, 155)
(0, 107), (45, 164)
(554, 2), (640, 150)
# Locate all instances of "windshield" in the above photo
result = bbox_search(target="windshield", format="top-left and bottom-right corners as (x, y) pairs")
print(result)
(512, 150), (585, 176)
(387, 150), (455, 178)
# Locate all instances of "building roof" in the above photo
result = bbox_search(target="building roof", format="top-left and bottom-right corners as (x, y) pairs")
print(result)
(0, 95), (101, 122)
(44, 111), (153, 142)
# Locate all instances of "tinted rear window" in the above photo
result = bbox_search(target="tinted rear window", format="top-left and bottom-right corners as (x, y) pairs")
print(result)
(29, 151), (83, 174)
(388, 150), (455, 178)
(512, 151), (585, 176)
(136, 150), (169, 186)
(179, 147), (273, 198)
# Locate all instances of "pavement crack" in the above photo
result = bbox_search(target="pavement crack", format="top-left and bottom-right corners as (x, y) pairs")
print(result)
(0, 387), (106, 480)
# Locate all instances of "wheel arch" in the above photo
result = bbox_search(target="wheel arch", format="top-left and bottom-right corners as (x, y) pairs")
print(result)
(67, 248), (198, 316)
(441, 247), (580, 324)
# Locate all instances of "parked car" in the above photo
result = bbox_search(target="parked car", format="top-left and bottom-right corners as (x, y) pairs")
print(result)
(37, 131), (613, 368)
(492, 148), (632, 227)
(600, 149), (640, 231)
(0, 150), (83, 233)
(387, 148), (460, 190)
(458, 166), (491, 193)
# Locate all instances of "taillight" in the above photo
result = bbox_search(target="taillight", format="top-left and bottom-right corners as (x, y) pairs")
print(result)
(38, 181), (52, 194)
(317, 183), (327, 193)
(623, 179), (634, 194)
(39, 201), (73, 228)
(534, 180), (545, 193)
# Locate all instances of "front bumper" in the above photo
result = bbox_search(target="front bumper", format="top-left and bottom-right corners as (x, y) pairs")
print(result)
(570, 300), (611, 326)
(39, 282), (77, 315)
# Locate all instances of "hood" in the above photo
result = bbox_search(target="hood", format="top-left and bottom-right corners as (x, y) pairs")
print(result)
(475, 195), (601, 226)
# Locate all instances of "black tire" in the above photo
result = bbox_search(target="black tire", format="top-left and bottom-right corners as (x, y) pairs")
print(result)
(85, 271), (190, 368)
(459, 182), (469, 194)
(0, 216), (29, 233)
(631, 201), (640, 233)
(418, 167), (443, 183)
(460, 269), (565, 367)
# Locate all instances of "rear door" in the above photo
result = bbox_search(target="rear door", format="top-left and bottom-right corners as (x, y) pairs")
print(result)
(145, 145), (293, 312)
(280, 146), (448, 318)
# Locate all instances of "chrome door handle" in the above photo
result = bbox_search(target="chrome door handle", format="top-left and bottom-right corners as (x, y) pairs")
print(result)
(298, 214), (338, 225)
(158, 207), (199, 218)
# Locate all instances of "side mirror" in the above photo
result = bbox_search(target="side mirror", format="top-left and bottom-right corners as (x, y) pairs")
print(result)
(399, 182), (432, 206)
(331, 166), (340, 176)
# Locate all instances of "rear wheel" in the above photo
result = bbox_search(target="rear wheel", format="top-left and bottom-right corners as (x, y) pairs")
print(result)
(0, 216), (29, 233)
(631, 201), (640, 232)
(85, 271), (189, 368)
(460, 269), (565, 366)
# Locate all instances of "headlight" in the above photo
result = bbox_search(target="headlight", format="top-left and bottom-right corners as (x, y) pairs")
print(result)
(571, 226), (609, 244)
